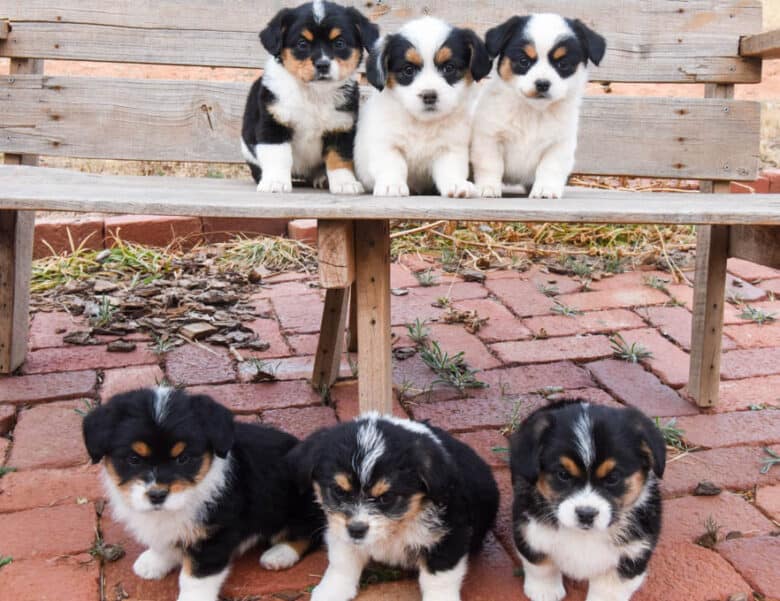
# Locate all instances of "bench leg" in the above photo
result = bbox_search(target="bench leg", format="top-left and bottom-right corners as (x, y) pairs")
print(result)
(347, 283), (358, 353)
(0, 210), (34, 374)
(312, 287), (350, 392)
(689, 225), (730, 408)
(355, 220), (392, 414)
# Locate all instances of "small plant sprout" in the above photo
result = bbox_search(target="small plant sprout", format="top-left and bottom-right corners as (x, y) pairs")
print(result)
(603, 254), (624, 274)
(419, 341), (487, 395)
(567, 258), (593, 279)
(655, 417), (686, 451)
(0, 466), (17, 478)
(739, 305), (777, 325)
(416, 269), (438, 287)
(643, 275), (670, 293)
(760, 447), (780, 474)
(74, 398), (99, 418)
(0, 556), (12, 570)
(695, 515), (721, 549)
(551, 302), (583, 318)
(406, 318), (431, 346)
(536, 282), (559, 297)
(611, 333), (653, 363)
(501, 397), (526, 436)
(91, 295), (118, 328)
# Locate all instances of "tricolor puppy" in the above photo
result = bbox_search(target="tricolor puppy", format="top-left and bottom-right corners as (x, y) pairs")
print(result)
(355, 17), (492, 197)
(83, 388), (323, 601)
(471, 14), (606, 199)
(241, 1), (379, 194)
(510, 401), (665, 601)
(291, 413), (499, 601)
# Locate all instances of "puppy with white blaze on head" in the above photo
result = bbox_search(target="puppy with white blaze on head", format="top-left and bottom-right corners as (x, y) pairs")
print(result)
(471, 14), (606, 199)
(355, 17), (492, 198)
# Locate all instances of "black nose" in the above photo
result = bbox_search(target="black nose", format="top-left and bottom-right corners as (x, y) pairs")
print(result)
(315, 59), (331, 74)
(147, 488), (169, 505)
(535, 79), (551, 93)
(575, 506), (598, 526)
(347, 521), (369, 540)
(420, 90), (438, 106)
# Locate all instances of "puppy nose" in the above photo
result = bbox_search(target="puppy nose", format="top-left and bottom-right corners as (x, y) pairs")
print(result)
(575, 506), (598, 527)
(147, 488), (169, 505)
(315, 58), (331, 74)
(535, 79), (551, 93)
(347, 521), (369, 540)
(420, 90), (438, 106)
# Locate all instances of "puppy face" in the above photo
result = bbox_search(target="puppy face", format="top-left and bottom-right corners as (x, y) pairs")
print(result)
(260, 1), (379, 84)
(291, 415), (450, 548)
(511, 401), (665, 532)
(367, 17), (491, 121)
(83, 388), (234, 513)
(486, 13), (605, 108)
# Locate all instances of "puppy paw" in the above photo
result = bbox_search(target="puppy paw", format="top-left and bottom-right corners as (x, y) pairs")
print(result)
(476, 183), (503, 198)
(328, 169), (365, 195)
(310, 581), (358, 601)
(524, 578), (566, 601)
(259, 543), (301, 571)
(529, 181), (564, 199)
(439, 180), (476, 199)
(133, 549), (178, 580)
(257, 179), (292, 193)
(373, 182), (410, 197)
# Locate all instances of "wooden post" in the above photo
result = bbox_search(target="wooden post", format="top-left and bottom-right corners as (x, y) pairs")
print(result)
(312, 288), (350, 392)
(0, 58), (42, 374)
(317, 220), (354, 289)
(347, 283), (358, 353)
(355, 220), (392, 414)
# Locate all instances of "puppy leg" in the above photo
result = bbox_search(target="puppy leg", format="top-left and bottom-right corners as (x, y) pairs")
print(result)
(370, 148), (410, 197)
(255, 143), (294, 193)
(177, 562), (230, 601)
(521, 557), (566, 601)
(323, 132), (364, 195)
(259, 539), (310, 571)
(432, 149), (475, 199)
(419, 555), (468, 601)
(586, 569), (646, 601)
(310, 534), (367, 601)
(471, 131), (504, 198)
(529, 137), (575, 200)
(133, 546), (181, 580)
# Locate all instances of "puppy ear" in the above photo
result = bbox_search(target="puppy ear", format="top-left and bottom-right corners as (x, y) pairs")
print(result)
(260, 8), (293, 57)
(413, 438), (455, 501)
(189, 393), (235, 458)
(461, 28), (492, 81)
(366, 34), (392, 91)
(630, 409), (667, 478)
(569, 19), (607, 66)
(287, 428), (327, 493)
(82, 402), (120, 464)
(485, 15), (526, 59)
(346, 7), (380, 52)
(509, 409), (554, 484)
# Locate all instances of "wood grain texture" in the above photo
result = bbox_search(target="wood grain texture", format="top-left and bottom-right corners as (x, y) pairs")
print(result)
(0, 19), (9, 39)
(318, 220), (355, 289)
(728, 225), (780, 269)
(0, 0), (762, 82)
(3, 166), (780, 225)
(348, 283), (358, 354)
(312, 288), (349, 392)
(740, 29), (780, 59)
(355, 220), (392, 414)
(0, 76), (760, 180)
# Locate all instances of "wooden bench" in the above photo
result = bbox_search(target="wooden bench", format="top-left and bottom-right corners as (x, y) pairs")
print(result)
(2, 1), (779, 413)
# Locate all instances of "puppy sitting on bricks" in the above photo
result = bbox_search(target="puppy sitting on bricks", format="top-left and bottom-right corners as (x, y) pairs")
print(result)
(510, 400), (665, 601)
(241, 1), (378, 194)
(83, 387), (323, 601)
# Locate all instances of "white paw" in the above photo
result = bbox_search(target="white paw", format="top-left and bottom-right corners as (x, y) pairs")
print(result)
(373, 182), (410, 197)
(524, 577), (566, 601)
(133, 549), (178, 580)
(440, 180), (476, 198)
(259, 543), (301, 571)
(476, 183), (503, 198)
(529, 181), (564, 199)
(257, 179), (292, 193)
(327, 169), (365, 195)
(310, 580), (359, 601)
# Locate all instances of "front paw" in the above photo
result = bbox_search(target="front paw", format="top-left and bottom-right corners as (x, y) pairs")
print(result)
(310, 580), (359, 601)
(257, 178), (292, 193)
(439, 180), (476, 199)
(133, 549), (178, 580)
(476, 182), (503, 198)
(327, 170), (365, 195)
(529, 181), (564, 199)
(373, 182), (410, 197)
(259, 543), (301, 571)
(524, 577), (566, 601)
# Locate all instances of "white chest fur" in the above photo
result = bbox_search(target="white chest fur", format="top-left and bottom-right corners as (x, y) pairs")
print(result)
(368, 504), (447, 569)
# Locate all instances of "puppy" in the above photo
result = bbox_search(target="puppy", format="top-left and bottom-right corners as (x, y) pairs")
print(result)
(471, 14), (606, 199)
(241, 1), (378, 194)
(509, 401), (665, 601)
(83, 387), (323, 601)
(355, 17), (492, 198)
(290, 413), (499, 601)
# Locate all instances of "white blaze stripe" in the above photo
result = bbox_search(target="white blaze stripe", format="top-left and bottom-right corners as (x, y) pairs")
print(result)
(574, 404), (594, 468)
(356, 417), (386, 485)
(313, 0), (326, 23)
(154, 386), (172, 423)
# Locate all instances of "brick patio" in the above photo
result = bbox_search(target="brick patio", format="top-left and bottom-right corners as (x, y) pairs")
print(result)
(2, 258), (780, 601)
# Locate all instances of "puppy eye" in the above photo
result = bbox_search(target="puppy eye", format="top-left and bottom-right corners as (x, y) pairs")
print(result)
(176, 454), (191, 465)
(518, 56), (531, 68)
(333, 38), (346, 50)
(127, 453), (142, 466)
(442, 63), (456, 74)
(402, 64), (416, 77)
(556, 469), (572, 482)
(603, 471), (622, 486)
(296, 38), (310, 50)
(557, 60), (571, 70)
(375, 493), (395, 505)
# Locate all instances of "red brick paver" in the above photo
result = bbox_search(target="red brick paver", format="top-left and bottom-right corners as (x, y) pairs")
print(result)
(0, 503), (95, 559)
(0, 465), (103, 513)
(9, 404), (90, 470)
(755, 484), (780, 522)
(0, 404), (15, 434)
(491, 335), (613, 365)
(165, 344), (236, 386)
(0, 556), (100, 601)
(0, 370), (97, 405)
(261, 405), (338, 439)
(721, 346), (780, 380)
(524, 308), (645, 338)
(101, 365), (164, 401)
(22, 346), (157, 375)
(718, 536), (780, 600)
(188, 380), (323, 413)
(675, 410), (780, 449)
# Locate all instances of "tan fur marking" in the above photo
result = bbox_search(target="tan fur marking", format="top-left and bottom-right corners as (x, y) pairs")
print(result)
(560, 456), (583, 478)
(370, 479), (391, 498)
(170, 442), (187, 458)
(524, 44), (537, 59)
(405, 48), (423, 67)
(334, 473), (352, 492)
(281, 48), (316, 83)
(169, 453), (212, 494)
(536, 474), (556, 501)
(435, 46), (453, 64)
(552, 46), (567, 60)
(182, 554), (195, 576)
(131, 441), (151, 457)
(329, 27), (342, 40)
(499, 56), (514, 81)
(392, 492), (426, 532)
(596, 458), (617, 479)
(325, 149), (354, 173)
(301, 29), (314, 42)
(620, 471), (646, 508)
(279, 538), (311, 557)
(334, 48), (361, 78)
(386, 73), (397, 88)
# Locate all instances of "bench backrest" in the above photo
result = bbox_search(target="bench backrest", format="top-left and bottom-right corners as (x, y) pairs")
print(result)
(0, 0), (764, 181)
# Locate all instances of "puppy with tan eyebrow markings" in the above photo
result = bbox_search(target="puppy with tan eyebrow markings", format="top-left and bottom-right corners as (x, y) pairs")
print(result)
(83, 387), (324, 601)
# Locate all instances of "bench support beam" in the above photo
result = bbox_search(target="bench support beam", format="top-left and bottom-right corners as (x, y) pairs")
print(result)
(728, 225), (780, 270)
(312, 287), (350, 392)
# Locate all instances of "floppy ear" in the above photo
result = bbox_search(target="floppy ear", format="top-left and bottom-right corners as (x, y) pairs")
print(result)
(509, 409), (554, 484)
(569, 19), (606, 66)
(82, 403), (121, 464)
(485, 15), (527, 59)
(366, 34), (392, 90)
(346, 7), (380, 52)
(189, 394), (235, 458)
(461, 28), (492, 81)
(260, 8), (294, 57)
(287, 429), (328, 493)
(630, 409), (667, 478)
(413, 438), (456, 502)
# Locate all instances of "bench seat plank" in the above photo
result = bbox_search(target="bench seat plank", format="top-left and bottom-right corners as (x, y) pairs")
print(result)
(2, 166), (779, 226)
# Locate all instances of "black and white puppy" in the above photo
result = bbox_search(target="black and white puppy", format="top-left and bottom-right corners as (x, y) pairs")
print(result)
(83, 387), (323, 601)
(510, 401), (665, 601)
(241, 1), (379, 194)
(355, 17), (492, 198)
(471, 14), (606, 199)
(291, 413), (499, 601)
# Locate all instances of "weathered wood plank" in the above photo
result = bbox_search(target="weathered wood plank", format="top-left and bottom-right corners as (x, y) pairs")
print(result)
(0, 77), (760, 180)
(0, 0), (761, 82)
(355, 220), (392, 414)
(0, 19), (9, 40)
(312, 288), (350, 393)
(318, 221), (355, 289)
(3, 166), (780, 225)
(740, 29), (780, 59)
(348, 283), (358, 354)
(728, 225), (780, 269)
